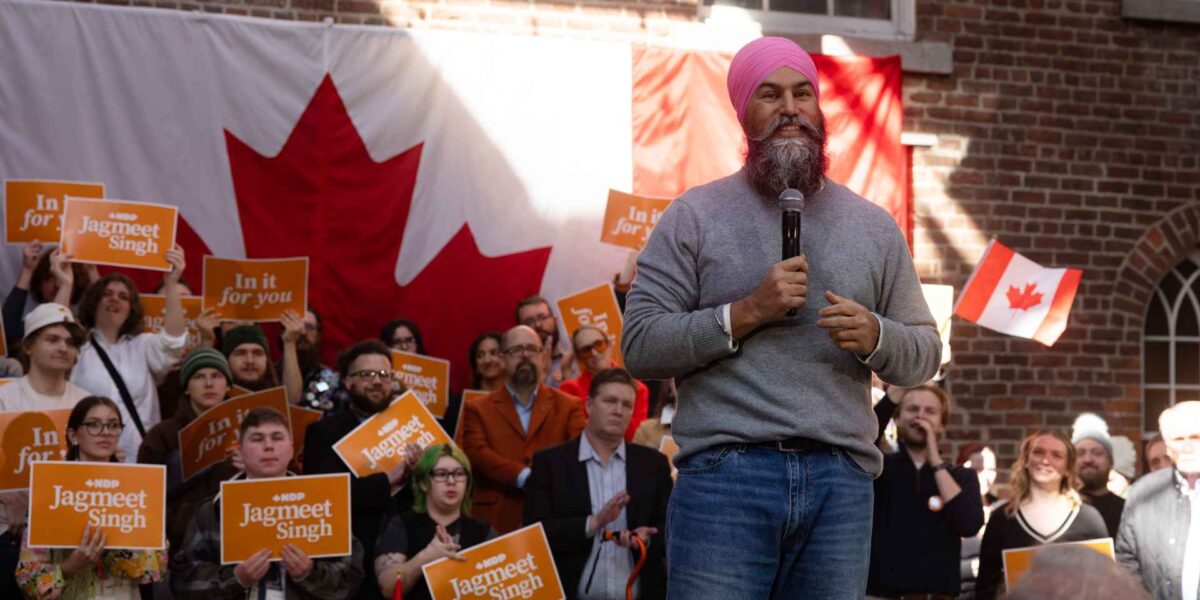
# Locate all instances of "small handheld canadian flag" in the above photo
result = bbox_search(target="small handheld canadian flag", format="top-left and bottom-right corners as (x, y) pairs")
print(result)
(953, 240), (1083, 346)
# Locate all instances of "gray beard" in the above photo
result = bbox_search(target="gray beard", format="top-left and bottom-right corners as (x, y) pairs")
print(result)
(745, 114), (828, 200)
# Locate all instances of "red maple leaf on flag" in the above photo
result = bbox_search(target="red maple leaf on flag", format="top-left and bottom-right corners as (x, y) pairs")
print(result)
(1006, 282), (1043, 311)
(218, 75), (552, 389)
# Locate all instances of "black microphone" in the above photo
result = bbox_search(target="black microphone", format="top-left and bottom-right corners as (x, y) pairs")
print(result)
(780, 188), (805, 317)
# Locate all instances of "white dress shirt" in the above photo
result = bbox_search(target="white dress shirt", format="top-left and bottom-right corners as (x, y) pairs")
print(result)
(578, 433), (637, 600)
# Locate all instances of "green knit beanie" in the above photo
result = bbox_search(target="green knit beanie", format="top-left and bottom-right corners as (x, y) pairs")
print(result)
(180, 346), (233, 387)
(222, 325), (269, 357)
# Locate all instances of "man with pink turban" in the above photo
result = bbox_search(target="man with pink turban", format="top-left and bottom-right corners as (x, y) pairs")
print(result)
(621, 37), (940, 598)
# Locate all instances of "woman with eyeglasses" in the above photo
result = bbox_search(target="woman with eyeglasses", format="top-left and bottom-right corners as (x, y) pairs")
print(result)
(380, 318), (426, 356)
(68, 246), (190, 464)
(374, 444), (496, 600)
(137, 347), (240, 553)
(973, 431), (1107, 600)
(16, 396), (168, 599)
(559, 325), (649, 441)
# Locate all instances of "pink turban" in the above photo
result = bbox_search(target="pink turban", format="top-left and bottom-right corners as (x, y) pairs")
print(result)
(727, 37), (820, 125)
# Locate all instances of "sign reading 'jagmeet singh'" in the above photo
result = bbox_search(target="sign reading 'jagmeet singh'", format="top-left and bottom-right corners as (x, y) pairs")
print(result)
(220, 473), (351, 564)
(28, 461), (166, 550)
(423, 523), (565, 600)
(333, 391), (452, 478)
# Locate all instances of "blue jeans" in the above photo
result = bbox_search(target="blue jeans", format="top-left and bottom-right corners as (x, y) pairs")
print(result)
(665, 444), (874, 600)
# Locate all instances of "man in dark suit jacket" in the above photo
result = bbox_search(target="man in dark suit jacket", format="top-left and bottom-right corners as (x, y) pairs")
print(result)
(303, 340), (418, 600)
(524, 368), (672, 600)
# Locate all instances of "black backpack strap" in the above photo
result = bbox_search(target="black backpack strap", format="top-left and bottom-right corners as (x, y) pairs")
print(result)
(91, 334), (146, 437)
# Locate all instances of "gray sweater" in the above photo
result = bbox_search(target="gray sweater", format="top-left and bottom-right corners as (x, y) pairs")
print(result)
(621, 173), (940, 475)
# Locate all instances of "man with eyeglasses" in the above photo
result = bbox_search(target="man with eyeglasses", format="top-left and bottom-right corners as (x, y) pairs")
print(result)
(303, 340), (421, 600)
(460, 325), (587, 534)
(0, 302), (93, 597)
(525, 367), (672, 600)
(515, 295), (576, 388)
(560, 325), (650, 441)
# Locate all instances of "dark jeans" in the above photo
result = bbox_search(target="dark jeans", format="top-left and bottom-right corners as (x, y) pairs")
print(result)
(666, 444), (875, 599)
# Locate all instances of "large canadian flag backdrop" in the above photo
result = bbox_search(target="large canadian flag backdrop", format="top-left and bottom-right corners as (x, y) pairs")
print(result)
(0, 0), (906, 389)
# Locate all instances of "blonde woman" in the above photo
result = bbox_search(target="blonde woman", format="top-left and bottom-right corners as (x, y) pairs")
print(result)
(974, 431), (1108, 600)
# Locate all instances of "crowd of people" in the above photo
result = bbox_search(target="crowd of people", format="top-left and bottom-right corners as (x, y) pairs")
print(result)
(1, 34), (1198, 600)
(0, 237), (1193, 600)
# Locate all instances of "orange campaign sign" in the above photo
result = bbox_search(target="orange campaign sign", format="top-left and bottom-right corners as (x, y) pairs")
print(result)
(178, 387), (291, 481)
(1002, 538), (1114, 590)
(141, 294), (206, 350)
(422, 523), (565, 600)
(202, 256), (308, 323)
(59, 198), (178, 271)
(0, 409), (71, 492)
(4, 179), (105, 244)
(288, 405), (324, 472)
(332, 391), (452, 479)
(556, 283), (624, 367)
(391, 350), (451, 418)
(455, 390), (491, 443)
(600, 189), (671, 251)
(219, 473), (351, 564)
(28, 461), (166, 550)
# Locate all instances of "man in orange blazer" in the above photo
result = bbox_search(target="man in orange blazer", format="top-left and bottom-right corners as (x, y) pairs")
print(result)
(461, 325), (588, 533)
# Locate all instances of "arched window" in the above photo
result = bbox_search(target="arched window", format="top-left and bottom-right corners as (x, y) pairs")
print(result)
(1143, 252), (1200, 434)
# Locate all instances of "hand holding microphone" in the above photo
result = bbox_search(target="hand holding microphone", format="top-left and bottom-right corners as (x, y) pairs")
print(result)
(780, 189), (804, 317)
(729, 189), (807, 338)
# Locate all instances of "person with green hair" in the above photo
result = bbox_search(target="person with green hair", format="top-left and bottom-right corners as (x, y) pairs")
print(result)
(374, 444), (497, 600)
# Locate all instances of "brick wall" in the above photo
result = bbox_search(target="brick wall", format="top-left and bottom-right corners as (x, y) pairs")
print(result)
(905, 0), (1200, 472)
(59, 0), (1200, 473)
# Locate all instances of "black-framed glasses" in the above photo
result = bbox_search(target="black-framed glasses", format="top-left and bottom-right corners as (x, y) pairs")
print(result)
(81, 420), (124, 435)
(575, 338), (609, 358)
(519, 313), (554, 327)
(502, 345), (542, 358)
(430, 469), (469, 483)
(392, 335), (416, 347)
(350, 369), (394, 380)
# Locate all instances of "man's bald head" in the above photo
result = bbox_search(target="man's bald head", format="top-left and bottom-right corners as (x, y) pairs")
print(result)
(501, 325), (545, 387)
(503, 325), (542, 350)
